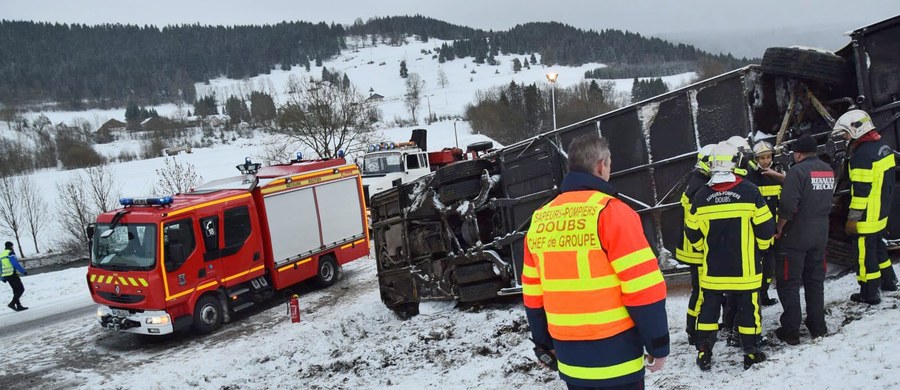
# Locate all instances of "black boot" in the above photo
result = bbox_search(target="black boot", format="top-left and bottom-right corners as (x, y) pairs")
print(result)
(15, 303), (27, 311)
(775, 327), (800, 345)
(8, 302), (22, 312)
(882, 273), (898, 292)
(743, 352), (767, 370)
(697, 348), (712, 371)
(851, 282), (881, 305)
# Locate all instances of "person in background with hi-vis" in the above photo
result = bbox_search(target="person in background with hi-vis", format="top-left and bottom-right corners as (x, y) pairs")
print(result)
(523, 134), (669, 390)
(772, 135), (833, 345)
(752, 141), (784, 307)
(1, 241), (28, 311)
(686, 142), (775, 371)
(676, 144), (715, 346)
(833, 110), (898, 304)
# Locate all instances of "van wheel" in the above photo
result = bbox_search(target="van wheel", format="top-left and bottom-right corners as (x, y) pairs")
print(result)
(314, 256), (339, 288)
(192, 294), (223, 334)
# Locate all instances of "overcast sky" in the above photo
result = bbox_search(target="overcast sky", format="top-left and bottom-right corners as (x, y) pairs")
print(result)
(3, 0), (897, 35)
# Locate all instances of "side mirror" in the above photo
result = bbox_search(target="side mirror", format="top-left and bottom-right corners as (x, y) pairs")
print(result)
(86, 224), (96, 239)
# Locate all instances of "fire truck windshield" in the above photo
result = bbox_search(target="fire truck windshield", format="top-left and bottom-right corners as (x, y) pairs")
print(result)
(92, 223), (157, 271)
(362, 153), (403, 175)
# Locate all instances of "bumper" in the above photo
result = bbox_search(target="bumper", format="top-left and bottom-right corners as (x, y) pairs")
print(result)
(97, 306), (174, 335)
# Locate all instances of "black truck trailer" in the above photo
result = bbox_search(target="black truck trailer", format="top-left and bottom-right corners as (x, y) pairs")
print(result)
(370, 15), (900, 315)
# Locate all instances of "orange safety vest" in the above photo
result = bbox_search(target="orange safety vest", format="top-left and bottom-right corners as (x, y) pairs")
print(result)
(523, 190), (664, 341)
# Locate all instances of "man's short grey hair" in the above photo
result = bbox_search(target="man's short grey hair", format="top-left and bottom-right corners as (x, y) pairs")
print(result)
(567, 134), (611, 173)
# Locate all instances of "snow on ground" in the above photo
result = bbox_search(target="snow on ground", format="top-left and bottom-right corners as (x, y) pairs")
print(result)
(0, 254), (898, 389)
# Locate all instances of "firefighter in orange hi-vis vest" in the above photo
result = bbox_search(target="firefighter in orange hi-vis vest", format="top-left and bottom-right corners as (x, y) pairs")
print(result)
(523, 134), (669, 390)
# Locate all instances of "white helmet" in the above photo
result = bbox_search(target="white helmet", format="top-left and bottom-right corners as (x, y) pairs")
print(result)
(833, 109), (875, 139)
(725, 136), (751, 151)
(696, 144), (716, 172)
(708, 142), (738, 185)
(753, 141), (774, 156)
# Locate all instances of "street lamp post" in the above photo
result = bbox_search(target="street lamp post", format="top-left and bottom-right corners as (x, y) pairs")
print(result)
(546, 72), (559, 130)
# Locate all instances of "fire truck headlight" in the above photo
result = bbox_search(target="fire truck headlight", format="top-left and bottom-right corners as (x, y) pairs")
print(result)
(146, 315), (170, 325)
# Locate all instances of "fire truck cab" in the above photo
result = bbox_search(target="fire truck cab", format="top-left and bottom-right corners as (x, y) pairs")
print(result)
(88, 157), (369, 335)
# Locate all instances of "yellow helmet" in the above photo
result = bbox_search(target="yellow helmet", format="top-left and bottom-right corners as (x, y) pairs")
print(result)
(753, 141), (774, 156)
(833, 109), (875, 139)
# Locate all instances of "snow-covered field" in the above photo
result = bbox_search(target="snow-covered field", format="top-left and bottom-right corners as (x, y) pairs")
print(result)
(1, 254), (897, 389)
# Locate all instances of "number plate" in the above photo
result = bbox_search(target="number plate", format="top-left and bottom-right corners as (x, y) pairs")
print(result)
(110, 308), (130, 317)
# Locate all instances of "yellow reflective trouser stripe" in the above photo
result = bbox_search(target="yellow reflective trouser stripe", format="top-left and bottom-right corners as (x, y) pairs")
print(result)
(522, 283), (543, 296)
(738, 292), (761, 335)
(880, 259), (892, 269)
(546, 306), (630, 326)
(856, 236), (882, 281)
(522, 264), (539, 279)
(611, 247), (656, 273)
(697, 322), (718, 331)
(688, 287), (704, 318)
(559, 356), (644, 380)
(849, 168), (873, 183)
(542, 275), (620, 292)
(621, 271), (664, 294)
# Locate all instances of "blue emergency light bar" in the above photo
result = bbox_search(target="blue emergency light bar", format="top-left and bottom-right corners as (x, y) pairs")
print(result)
(119, 196), (174, 206)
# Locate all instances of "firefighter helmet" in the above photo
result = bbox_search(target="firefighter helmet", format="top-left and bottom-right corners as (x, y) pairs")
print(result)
(708, 142), (738, 184)
(833, 109), (875, 139)
(753, 141), (774, 156)
(725, 136), (751, 151)
(696, 144), (716, 172)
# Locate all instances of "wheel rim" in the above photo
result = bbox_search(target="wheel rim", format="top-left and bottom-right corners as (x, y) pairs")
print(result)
(320, 261), (335, 281)
(199, 303), (218, 326)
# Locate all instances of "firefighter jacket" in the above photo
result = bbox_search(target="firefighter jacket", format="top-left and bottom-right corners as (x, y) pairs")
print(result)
(1, 249), (26, 277)
(523, 171), (669, 388)
(777, 156), (834, 249)
(675, 169), (708, 265)
(848, 132), (896, 234)
(746, 168), (782, 220)
(685, 177), (775, 291)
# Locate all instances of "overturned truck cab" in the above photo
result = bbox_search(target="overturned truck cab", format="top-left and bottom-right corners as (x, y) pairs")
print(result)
(371, 15), (900, 316)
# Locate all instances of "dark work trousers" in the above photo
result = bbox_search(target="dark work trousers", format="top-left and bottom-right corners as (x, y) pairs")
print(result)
(775, 246), (826, 336)
(567, 380), (644, 390)
(876, 231), (897, 288)
(722, 294), (737, 332)
(6, 274), (25, 306)
(761, 248), (777, 301)
(686, 265), (702, 340)
(852, 233), (882, 300)
(696, 290), (761, 354)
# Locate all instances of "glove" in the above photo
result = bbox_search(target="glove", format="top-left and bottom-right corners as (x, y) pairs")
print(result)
(845, 220), (859, 235)
(645, 355), (666, 373)
(532, 341), (558, 371)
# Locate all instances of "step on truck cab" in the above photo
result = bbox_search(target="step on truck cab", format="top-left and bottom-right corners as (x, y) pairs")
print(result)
(87, 157), (369, 335)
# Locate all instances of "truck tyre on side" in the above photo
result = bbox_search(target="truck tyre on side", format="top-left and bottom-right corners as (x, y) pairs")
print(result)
(434, 160), (491, 186)
(438, 179), (483, 204)
(760, 47), (852, 86)
(454, 262), (497, 284)
(458, 280), (506, 303)
(314, 255), (339, 288)
(466, 141), (493, 153)
(192, 294), (223, 334)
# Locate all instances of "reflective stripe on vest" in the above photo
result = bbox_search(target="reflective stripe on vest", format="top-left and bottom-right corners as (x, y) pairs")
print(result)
(526, 191), (635, 341)
(852, 154), (896, 234)
(759, 184), (781, 198)
(1, 250), (12, 277)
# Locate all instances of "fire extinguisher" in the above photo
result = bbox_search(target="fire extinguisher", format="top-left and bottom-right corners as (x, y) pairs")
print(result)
(288, 294), (300, 323)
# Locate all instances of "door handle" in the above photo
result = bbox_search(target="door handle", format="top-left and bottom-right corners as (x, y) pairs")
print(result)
(198, 268), (206, 278)
(253, 252), (260, 261)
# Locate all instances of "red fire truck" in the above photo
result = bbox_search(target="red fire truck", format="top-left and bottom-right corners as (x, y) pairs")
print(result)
(87, 157), (369, 335)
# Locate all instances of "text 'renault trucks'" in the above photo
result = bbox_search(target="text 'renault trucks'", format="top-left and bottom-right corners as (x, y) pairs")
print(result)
(87, 157), (369, 334)
(360, 129), (493, 202)
(371, 15), (900, 316)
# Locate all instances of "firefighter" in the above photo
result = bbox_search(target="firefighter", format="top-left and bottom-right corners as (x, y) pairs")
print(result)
(686, 142), (775, 371)
(833, 110), (898, 304)
(523, 134), (669, 389)
(753, 141), (784, 306)
(676, 144), (715, 346)
(1, 241), (28, 311)
(772, 135), (833, 345)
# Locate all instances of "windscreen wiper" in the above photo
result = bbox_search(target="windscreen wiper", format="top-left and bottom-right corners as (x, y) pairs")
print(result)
(100, 210), (131, 238)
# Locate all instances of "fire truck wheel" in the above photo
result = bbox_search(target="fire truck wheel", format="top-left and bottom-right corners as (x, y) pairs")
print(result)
(314, 256), (340, 288)
(434, 159), (492, 186)
(192, 294), (223, 334)
(760, 47), (852, 86)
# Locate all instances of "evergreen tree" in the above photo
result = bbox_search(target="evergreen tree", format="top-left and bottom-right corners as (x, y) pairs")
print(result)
(530, 53), (538, 65)
(399, 60), (408, 78)
(342, 73), (351, 90)
(315, 56), (323, 67)
(193, 95), (218, 116)
(512, 58), (522, 73)
(250, 91), (276, 124)
(523, 57), (530, 69)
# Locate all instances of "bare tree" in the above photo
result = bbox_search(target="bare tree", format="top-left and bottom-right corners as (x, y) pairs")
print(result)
(20, 176), (48, 253)
(255, 135), (303, 165)
(154, 157), (203, 196)
(0, 176), (24, 255)
(437, 67), (449, 89)
(274, 75), (377, 159)
(56, 175), (96, 253)
(84, 164), (120, 213)
(405, 73), (425, 124)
